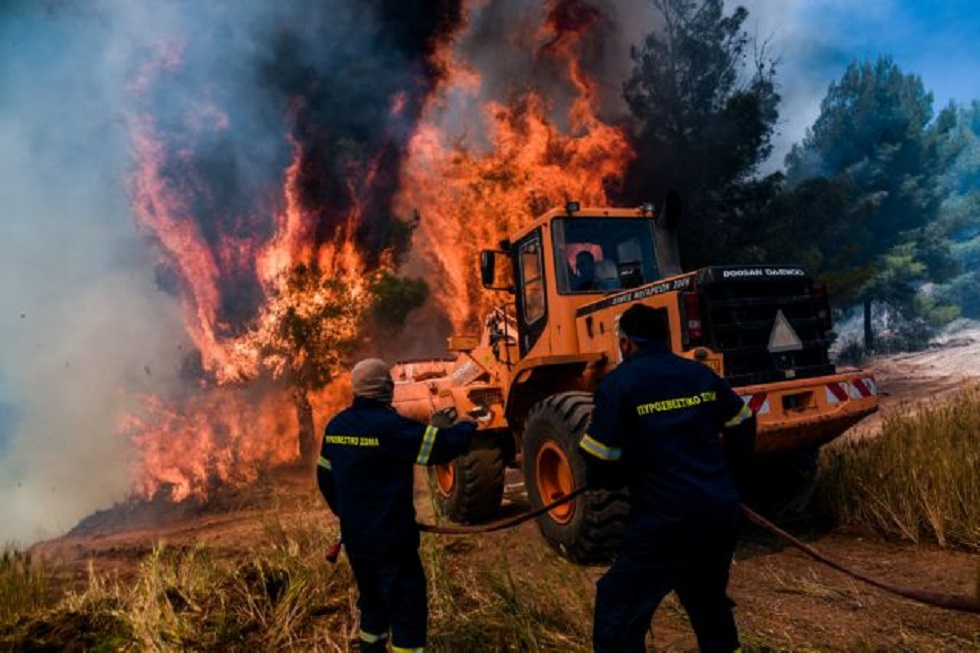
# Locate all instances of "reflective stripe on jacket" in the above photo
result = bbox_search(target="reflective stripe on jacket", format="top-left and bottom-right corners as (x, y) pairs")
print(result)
(317, 396), (475, 558)
(580, 343), (753, 523)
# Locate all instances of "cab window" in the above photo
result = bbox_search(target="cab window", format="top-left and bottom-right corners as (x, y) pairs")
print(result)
(520, 239), (545, 324)
(552, 217), (660, 293)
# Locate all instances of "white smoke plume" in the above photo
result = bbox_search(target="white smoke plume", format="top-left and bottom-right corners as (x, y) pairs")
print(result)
(0, 2), (190, 544)
(0, 0), (420, 544)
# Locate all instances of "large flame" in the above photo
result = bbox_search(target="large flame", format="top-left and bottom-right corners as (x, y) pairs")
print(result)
(398, 1), (634, 329)
(123, 1), (634, 501)
(126, 44), (373, 500)
(121, 388), (297, 502)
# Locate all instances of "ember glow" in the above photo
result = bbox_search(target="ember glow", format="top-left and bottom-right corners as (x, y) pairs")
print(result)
(120, 1), (634, 501)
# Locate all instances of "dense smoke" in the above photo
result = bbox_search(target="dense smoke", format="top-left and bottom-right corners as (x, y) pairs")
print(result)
(416, 0), (650, 147)
(0, 0), (466, 544)
(128, 0), (463, 337)
(0, 2), (184, 543)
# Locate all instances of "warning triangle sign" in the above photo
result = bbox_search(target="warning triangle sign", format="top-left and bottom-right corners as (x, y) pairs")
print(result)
(768, 309), (803, 353)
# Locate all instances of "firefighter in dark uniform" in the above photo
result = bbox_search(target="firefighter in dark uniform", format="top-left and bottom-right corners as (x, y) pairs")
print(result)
(580, 304), (756, 653)
(317, 358), (477, 653)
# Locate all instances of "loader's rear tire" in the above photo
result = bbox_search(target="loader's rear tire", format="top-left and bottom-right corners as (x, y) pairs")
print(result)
(522, 392), (629, 564)
(427, 433), (505, 524)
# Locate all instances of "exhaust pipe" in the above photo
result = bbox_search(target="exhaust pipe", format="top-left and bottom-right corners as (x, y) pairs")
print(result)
(654, 190), (683, 277)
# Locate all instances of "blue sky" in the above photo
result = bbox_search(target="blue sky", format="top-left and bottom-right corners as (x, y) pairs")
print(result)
(739, 0), (980, 167)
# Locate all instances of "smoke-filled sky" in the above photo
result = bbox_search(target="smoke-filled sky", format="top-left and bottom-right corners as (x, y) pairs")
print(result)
(1, 0), (978, 545)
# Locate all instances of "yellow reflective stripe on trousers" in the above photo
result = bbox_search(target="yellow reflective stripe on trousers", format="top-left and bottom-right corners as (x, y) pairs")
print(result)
(391, 646), (424, 653)
(579, 433), (622, 461)
(359, 630), (387, 643)
(724, 403), (753, 428)
(416, 425), (439, 464)
(317, 456), (331, 470)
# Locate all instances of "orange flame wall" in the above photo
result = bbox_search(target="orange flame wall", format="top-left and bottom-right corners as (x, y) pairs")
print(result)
(398, 0), (634, 330)
(124, 0), (634, 501)
(127, 46), (373, 499)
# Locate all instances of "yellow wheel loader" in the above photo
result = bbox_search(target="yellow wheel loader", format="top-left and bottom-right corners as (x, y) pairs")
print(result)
(392, 197), (879, 562)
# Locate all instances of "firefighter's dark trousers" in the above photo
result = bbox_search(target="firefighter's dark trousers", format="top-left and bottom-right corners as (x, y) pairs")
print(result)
(593, 503), (741, 653)
(348, 549), (427, 652)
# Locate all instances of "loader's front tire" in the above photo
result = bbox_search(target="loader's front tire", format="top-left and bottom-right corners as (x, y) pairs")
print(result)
(427, 433), (505, 524)
(522, 392), (629, 564)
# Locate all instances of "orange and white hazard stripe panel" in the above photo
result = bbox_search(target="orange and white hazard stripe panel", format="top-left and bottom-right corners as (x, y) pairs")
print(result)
(740, 392), (771, 415)
(825, 377), (878, 404)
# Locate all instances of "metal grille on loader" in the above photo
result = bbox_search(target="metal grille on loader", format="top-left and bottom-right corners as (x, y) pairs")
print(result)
(694, 267), (836, 387)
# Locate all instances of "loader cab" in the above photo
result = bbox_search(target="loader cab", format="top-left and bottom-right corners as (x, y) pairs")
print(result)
(551, 214), (661, 294)
(481, 204), (668, 358)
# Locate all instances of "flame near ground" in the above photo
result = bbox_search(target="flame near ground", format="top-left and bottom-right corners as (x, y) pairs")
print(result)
(117, 1), (644, 503)
(0, 2), (653, 538)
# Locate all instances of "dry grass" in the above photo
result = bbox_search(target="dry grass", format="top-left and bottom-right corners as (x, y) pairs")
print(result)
(0, 513), (358, 651)
(0, 512), (596, 652)
(9, 387), (978, 651)
(816, 383), (980, 550)
(426, 538), (593, 652)
(0, 545), (50, 626)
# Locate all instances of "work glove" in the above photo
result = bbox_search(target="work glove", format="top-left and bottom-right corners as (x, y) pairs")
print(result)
(430, 406), (459, 428)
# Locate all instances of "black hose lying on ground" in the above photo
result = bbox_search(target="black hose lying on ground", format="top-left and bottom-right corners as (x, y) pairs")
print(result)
(741, 505), (980, 614)
(331, 486), (980, 614)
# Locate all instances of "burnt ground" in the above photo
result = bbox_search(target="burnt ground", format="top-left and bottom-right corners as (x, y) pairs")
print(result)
(27, 341), (980, 652)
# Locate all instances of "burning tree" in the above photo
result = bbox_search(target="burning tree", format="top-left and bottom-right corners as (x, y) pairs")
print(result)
(258, 265), (365, 462)
(123, 3), (458, 499)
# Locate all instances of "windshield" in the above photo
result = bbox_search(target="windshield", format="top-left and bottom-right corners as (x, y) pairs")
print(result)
(551, 217), (660, 294)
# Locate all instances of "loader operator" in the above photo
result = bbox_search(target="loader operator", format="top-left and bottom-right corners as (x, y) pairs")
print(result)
(572, 250), (598, 291)
(317, 358), (477, 653)
(579, 304), (756, 653)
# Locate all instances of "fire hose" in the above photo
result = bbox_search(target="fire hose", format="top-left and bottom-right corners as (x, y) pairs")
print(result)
(418, 485), (591, 535)
(739, 506), (980, 614)
(325, 487), (980, 614)
(323, 486), (589, 562)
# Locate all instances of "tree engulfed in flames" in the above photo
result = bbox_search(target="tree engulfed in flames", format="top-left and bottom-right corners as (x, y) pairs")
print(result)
(128, 119), (371, 499)
(126, 46), (375, 501)
(124, 1), (634, 502)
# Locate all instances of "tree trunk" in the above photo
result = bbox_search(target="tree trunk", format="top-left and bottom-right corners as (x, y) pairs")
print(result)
(292, 388), (316, 465)
(863, 297), (874, 354)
